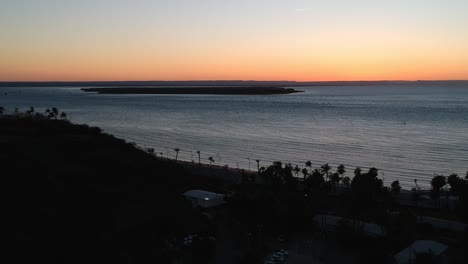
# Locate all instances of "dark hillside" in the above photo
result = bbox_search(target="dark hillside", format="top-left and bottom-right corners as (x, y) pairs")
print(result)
(2, 119), (196, 263)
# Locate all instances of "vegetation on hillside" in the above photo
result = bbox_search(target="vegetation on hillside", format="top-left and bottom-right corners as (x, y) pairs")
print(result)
(2, 115), (214, 264)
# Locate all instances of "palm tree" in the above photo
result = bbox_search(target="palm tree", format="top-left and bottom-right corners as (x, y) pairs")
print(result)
(305, 169), (325, 192)
(337, 164), (346, 177)
(431, 175), (446, 191)
(51, 107), (59, 119)
(321, 163), (331, 180)
(256, 160), (260, 173)
(446, 173), (464, 197)
(293, 165), (301, 177)
(174, 148), (180, 161)
(414, 179), (420, 192)
(431, 175), (446, 207)
(0, 106), (4, 116)
(208, 156), (214, 166)
(391, 180), (401, 194)
(305, 160), (312, 173)
(60, 112), (67, 119)
(25, 106), (34, 116)
(301, 168), (308, 180)
(354, 167), (362, 177)
(14, 107), (19, 114)
(368, 167), (379, 178)
(331, 172), (341, 186)
(342, 176), (351, 187)
(196, 151), (201, 164)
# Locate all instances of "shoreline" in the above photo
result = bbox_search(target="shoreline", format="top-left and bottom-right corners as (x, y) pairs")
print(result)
(81, 86), (303, 95)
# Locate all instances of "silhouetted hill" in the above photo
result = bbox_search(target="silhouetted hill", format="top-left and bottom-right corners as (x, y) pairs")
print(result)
(2, 119), (200, 264)
(82, 86), (302, 95)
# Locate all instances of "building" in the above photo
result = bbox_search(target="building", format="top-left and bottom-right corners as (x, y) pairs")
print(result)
(394, 240), (448, 264)
(313, 214), (386, 237)
(183, 190), (225, 208)
(419, 216), (467, 232)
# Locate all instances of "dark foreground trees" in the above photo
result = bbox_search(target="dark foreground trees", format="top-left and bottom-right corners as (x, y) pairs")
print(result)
(3, 118), (204, 264)
(429, 173), (468, 221)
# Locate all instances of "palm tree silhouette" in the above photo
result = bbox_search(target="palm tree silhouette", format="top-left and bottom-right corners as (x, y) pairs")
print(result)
(301, 168), (308, 181)
(256, 160), (260, 173)
(208, 156), (214, 166)
(293, 165), (300, 177)
(26, 106), (35, 116)
(60, 112), (67, 120)
(431, 175), (447, 207)
(174, 148), (180, 161)
(391, 180), (401, 194)
(305, 160), (312, 173)
(337, 164), (346, 177)
(51, 107), (59, 119)
(342, 176), (351, 187)
(196, 151), (201, 164)
(368, 167), (379, 178)
(321, 163), (331, 180)
(331, 172), (340, 185)
(354, 167), (362, 177)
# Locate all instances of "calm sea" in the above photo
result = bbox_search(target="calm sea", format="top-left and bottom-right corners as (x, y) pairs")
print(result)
(1, 84), (467, 188)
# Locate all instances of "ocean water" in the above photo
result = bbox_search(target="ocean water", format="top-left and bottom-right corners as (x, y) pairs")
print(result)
(1, 84), (467, 188)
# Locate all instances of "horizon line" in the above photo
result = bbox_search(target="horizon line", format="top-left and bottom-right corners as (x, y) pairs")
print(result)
(1, 79), (468, 83)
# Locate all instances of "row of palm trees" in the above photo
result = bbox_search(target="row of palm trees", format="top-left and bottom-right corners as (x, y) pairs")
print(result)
(153, 145), (466, 199)
(148, 146), (398, 193)
(150, 146), (465, 197)
(430, 173), (468, 199)
(178, 148), (215, 165)
(266, 160), (390, 192)
(149, 146), (356, 180)
(260, 160), (387, 190)
(0, 106), (68, 120)
(151, 148), (217, 167)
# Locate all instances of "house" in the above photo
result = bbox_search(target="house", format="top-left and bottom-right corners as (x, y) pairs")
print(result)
(394, 240), (448, 264)
(183, 190), (225, 208)
(419, 216), (467, 232)
(313, 214), (386, 237)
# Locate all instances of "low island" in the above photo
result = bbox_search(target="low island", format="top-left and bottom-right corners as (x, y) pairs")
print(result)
(81, 86), (303, 95)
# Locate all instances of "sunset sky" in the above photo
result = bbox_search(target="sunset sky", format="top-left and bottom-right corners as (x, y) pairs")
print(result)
(1, 0), (467, 81)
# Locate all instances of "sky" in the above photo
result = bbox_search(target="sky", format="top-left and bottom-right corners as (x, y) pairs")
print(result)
(1, 0), (467, 81)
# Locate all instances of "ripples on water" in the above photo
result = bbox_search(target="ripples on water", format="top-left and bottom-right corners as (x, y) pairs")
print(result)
(1, 84), (467, 188)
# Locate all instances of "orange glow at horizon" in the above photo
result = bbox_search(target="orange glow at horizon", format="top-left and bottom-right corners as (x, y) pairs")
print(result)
(2, 26), (467, 82)
(2, 43), (467, 82)
(1, 1), (468, 82)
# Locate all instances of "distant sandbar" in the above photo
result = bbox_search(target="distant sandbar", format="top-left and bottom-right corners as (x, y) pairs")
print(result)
(81, 87), (303, 95)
